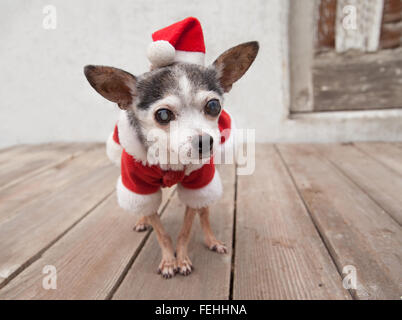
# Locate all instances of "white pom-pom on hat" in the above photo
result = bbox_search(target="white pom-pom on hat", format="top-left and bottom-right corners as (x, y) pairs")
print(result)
(147, 40), (175, 68)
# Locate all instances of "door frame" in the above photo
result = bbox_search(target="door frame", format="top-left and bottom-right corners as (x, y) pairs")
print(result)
(280, 0), (402, 142)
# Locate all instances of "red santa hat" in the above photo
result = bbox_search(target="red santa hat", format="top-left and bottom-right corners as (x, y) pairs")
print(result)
(147, 17), (206, 68)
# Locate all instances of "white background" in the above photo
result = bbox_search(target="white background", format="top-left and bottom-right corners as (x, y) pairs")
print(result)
(0, 0), (287, 148)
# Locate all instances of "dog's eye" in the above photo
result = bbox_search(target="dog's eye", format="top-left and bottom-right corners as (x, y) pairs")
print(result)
(155, 108), (174, 124)
(204, 99), (221, 117)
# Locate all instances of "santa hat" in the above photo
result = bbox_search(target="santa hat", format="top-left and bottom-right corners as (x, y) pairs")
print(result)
(147, 17), (206, 68)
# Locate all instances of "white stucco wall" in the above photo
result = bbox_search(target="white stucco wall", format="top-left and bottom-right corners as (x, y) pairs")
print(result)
(0, 0), (288, 148)
(1, 0), (401, 148)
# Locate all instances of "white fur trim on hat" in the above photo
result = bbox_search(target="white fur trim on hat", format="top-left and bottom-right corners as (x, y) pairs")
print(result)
(177, 169), (222, 209)
(106, 131), (122, 166)
(147, 40), (176, 68)
(175, 50), (205, 66)
(116, 176), (162, 216)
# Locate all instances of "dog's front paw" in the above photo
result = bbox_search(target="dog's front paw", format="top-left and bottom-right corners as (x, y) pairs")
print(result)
(133, 217), (150, 232)
(177, 256), (193, 276)
(207, 239), (228, 254)
(157, 258), (177, 279)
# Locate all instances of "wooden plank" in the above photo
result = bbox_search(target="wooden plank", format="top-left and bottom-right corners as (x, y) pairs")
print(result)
(113, 164), (235, 300)
(0, 153), (119, 288)
(277, 144), (402, 300)
(0, 147), (109, 225)
(0, 189), (174, 299)
(354, 142), (402, 176)
(313, 48), (402, 111)
(380, 24), (402, 49)
(382, 0), (402, 23)
(0, 143), (97, 191)
(0, 143), (81, 169)
(315, 143), (402, 224)
(233, 144), (350, 300)
(0, 145), (27, 156)
(0, 145), (33, 167)
(380, 0), (402, 50)
(316, 0), (337, 52)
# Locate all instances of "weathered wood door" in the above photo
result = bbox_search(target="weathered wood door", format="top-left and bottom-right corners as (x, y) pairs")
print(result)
(291, 0), (402, 113)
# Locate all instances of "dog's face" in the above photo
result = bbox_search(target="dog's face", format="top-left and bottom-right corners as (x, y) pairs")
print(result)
(84, 41), (258, 166)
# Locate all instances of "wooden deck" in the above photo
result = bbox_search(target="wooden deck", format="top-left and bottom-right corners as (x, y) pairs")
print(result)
(0, 142), (401, 300)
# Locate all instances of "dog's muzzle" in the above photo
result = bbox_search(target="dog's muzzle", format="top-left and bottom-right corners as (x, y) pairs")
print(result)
(192, 134), (213, 159)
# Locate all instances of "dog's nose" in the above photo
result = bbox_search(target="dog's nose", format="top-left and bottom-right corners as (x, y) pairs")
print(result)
(193, 134), (214, 155)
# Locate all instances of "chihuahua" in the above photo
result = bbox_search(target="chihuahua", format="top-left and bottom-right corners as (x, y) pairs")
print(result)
(84, 18), (258, 279)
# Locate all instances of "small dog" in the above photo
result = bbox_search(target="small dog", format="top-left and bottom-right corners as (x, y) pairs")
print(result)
(84, 17), (258, 278)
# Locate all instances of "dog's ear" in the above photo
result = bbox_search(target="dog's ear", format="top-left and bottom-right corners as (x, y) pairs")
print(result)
(84, 65), (137, 110)
(213, 41), (259, 93)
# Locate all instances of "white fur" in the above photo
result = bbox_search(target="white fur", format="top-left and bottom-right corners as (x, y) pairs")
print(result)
(117, 111), (148, 162)
(106, 131), (122, 166)
(174, 50), (205, 66)
(116, 176), (162, 216)
(195, 90), (223, 107)
(179, 75), (192, 105)
(177, 169), (222, 209)
(147, 40), (176, 67)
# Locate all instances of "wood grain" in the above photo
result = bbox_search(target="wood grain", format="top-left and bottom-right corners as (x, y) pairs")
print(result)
(313, 48), (402, 111)
(233, 144), (350, 300)
(315, 143), (402, 224)
(380, 0), (402, 49)
(0, 145), (27, 157)
(0, 147), (106, 225)
(113, 164), (235, 300)
(354, 142), (402, 176)
(0, 143), (97, 191)
(382, 0), (402, 23)
(0, 153), (118, 288)
(0, 142), (401, 299)
(316, 0), (337, 52)
(277, 144), (402, 300)
(0, 188), (174, 299)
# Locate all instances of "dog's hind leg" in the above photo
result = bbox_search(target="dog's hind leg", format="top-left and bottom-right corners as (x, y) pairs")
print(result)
(133, 216), (150, 232)
(199, 207), (228, 254)
(176, 206), (197, 276)
(144, 213), (177, 279)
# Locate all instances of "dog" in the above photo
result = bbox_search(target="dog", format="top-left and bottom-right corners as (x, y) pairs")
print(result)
(84, 17), (258, 278)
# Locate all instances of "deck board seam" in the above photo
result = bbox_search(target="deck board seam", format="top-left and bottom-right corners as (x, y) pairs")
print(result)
(0, 188), (115, 291)
(0, 144), (102, 193)
(274, 144), (354, 300)
(106, 189), (176, 300)
(229, 164), (238, 300)
(352, 143), (402, 178)
(314, 144), (402, 227)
